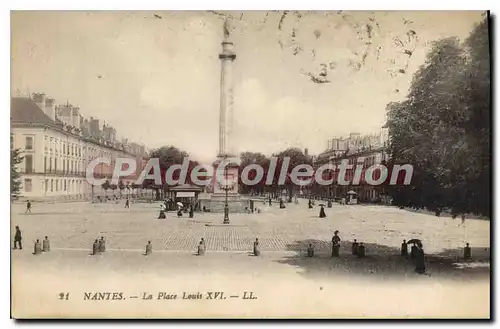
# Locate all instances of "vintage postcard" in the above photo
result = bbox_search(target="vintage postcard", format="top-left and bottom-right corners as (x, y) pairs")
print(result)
(10, 10), (490, 319)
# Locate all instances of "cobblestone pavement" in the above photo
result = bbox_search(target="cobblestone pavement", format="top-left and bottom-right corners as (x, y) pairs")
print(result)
(11, 200), (490, 255)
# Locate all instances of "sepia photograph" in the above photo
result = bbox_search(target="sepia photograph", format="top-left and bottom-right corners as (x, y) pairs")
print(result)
(10, 9), (491, 319)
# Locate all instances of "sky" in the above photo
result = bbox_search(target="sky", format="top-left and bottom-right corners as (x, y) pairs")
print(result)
(11, 11), (485, 163)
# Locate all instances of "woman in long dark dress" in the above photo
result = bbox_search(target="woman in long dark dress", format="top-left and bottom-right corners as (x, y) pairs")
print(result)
(415, 242), (426, 274)
(319, 205), (326, 218)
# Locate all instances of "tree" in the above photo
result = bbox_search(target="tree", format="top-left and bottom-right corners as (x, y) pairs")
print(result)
(143, 145), (200, 200)
(385, 17), (491, 218)
(274, 148), (312, 202)
(11, 139), (23, 199)
(238, 152), (270, 195)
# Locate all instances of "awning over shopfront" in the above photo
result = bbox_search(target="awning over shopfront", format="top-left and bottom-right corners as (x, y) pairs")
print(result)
(176, 191), (195, 198)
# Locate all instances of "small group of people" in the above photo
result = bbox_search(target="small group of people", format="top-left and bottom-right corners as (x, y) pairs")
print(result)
(401, 239), (426, 274)
(158, 200), (194, 219)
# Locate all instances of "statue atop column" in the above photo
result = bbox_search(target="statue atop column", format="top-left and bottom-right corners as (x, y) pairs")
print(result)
(223, 18), (231, 40)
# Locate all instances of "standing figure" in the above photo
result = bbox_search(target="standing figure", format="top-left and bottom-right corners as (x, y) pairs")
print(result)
(307, 243), (314, 257)
(308, 199), (313, 209)
(279, 199), (285, 209)
(158, 203), (166, 219)
(197, 240), (205, 256)
(352, 239), (359, 255)
(332, 230), (341, 246)
(125, 198), (130, 209)
(25, 200), (31, 213)
(145, 241), (152, 255)
(99, 237), (106, 253)
(177, 207), (183, 218)
(319, 205), (326, 218)
(410, 243), (418, 260)
(415, 242), (426, 274)
(327, 199), (332, 208)
(464, 243), (472, 260)
(401, 239), (408, 257)
(357, 243), (366, 258)
(13, 226), (22, 250)
(253, 238), (260, 256)
(42, 236), (50, 252)
(268, 197), (272, 207)
(189, 205), (194, 218)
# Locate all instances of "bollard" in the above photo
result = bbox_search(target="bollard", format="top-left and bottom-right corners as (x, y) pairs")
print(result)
(357, 243), (366, 258)
(33, 239), (42, 255)
(464, 243), (471, 260)
(331, 243), (340, 257)
(401, 240), (408, 257)
(307, 244), (314, 257)
(99, 237), (106, 253)
(42, 236), (50, 252)
(253, 238), (260, 256)
(197, 241), (205, 256)
(145, 241), (152, 255)
(351, 239), (359, 255)
(92, 239), (99, 255)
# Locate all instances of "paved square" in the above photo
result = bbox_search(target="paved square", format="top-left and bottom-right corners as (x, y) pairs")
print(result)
(11, 200), (490, 318)
(11, 200), (490, 256)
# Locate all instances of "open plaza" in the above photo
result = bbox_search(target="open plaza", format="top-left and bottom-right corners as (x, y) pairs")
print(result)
(11, 200), (490, 318)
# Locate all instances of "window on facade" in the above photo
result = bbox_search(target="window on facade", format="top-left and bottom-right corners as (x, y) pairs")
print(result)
(24, 179), (32, 192)
(45, 179), (48, 192)
(25, 155), (33, 173)
(64, 180), (67, 191)
(25, 136), (33, 150)
(56, 180), (59, 192)
(49, 157), (52, 172)
(54, 158), (58, 172)
(44, 156), (47, 173)
(50, 179), (53, 192)
(11, 134), (14, 149)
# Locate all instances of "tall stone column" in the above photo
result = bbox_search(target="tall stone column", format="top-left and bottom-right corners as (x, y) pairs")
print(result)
(218, 19), (236, 158)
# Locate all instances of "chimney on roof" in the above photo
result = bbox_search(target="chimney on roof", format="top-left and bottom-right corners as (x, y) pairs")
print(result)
(44, 97), (56, 121)
(72, 106), (81, 129)
(32, 93), (46, 111)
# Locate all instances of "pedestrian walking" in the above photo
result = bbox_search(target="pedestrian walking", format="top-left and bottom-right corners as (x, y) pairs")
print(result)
(125, 198), (130, 209)
(13, 226), (22, 250)
(25, 200), (31, 213)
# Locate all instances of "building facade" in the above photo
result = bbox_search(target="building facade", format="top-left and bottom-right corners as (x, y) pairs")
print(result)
(314, 130), (390, 202)
(11, 93), (149, 201)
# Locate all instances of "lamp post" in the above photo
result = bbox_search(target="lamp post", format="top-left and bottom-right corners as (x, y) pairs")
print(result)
(222, 162), (230, 224)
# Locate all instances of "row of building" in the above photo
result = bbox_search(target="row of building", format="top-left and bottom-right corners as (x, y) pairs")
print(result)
(312, 130), (390, 202)
(11, 93), (150, 201)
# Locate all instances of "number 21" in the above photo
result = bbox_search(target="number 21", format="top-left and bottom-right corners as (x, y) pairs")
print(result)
(59, 292), (69, 300)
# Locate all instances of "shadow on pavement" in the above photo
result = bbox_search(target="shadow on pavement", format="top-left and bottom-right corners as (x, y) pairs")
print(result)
(277, 239), (490, 281)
